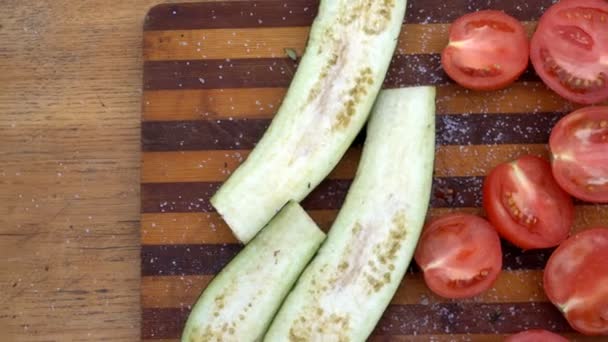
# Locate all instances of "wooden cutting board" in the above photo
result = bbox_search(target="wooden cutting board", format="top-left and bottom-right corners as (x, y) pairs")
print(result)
(140, 1), (607, 341)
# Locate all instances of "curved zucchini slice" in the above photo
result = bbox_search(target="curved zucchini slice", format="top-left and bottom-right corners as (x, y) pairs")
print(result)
(211, 0), (408, 243)
(181, 202), (325, 342)
(264, 87), (436, 341)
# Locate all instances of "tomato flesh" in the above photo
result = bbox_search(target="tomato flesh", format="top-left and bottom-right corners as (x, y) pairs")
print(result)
(505, 329), (568, 342)
(550, 106), (608, 203)
(442, 10), (529, 91)
(483, 155), (574, 249)
(414, 214), (502, 299)
(530, 0), (608, 104)
(544, 228), (608, 335)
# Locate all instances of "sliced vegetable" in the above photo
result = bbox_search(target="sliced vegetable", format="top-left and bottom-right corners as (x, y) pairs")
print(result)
(550, 106), (608, 203)
(414, 214), (502, 299)
(211, 0), (408, 243)
(544, 228), (608, 336)
(483, 155), (574, 249)
(530, 0), (608, 104)
(265, 87), (436, 341)
(181, 202), (325, 342)
(505, 329), (569, 342)
(441, 10), (529, 91)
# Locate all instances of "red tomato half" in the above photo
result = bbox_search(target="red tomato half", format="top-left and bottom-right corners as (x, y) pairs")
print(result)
(544, 228), (608, 335)
(414, 214), (502, 299)
(483, 155), (574, 249)
(530, 0), (608, 104)
(505, 329), (569, 342)
(550, 106), (608, 203)
(441, 10), (529, 91)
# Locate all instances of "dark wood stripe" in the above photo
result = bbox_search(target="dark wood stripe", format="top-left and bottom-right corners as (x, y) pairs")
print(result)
(141, 244), (241, 277)
(405, 0), (552, 24)
(140, 176), (483, 214)
(141, 119), (270, 152)
(141, 113), (564, 152)
(144, 1), (319, 31)
(142, 56), (538, 91)
(141, 307), (186, 340)
(374, 302), (570, 335)
(141, 302), (569, 339)
(144, 0), (553, 31)
(386, 55), (537, 90)
(141, 177), (590, 214)
(140, 240), (553, 277)
(143, 58), (298, 91)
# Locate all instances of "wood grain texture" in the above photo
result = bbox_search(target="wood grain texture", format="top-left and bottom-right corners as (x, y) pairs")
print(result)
(140, 240), (558, 277)
(141, 302), (572, 339)
(142, 22), (537, 61)
(1, 1), (600, 342)
(140, 113), (566, 151)
(140, 206), (608, 245)
(0, 1), (205, 341)
(140, 177), (490, 213)
(141, 270), (549, 309)
(141, 82), (605, 122)
(142, 55), (541, 90)
(141, 144), (549, 183)
(142, 0), (556, 30)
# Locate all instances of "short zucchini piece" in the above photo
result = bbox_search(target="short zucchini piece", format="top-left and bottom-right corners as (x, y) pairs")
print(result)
(181, 202), (326, 342)
(264, 87), (436, 341)
(211, 0), (408, 243)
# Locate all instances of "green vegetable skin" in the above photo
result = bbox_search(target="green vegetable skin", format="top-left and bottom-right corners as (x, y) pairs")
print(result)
(211, 0), (408, 243)
(181, 202), (325, 342)
(265, 87), (436, 341)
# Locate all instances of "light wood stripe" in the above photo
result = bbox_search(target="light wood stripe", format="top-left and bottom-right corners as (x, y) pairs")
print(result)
(141, 209), (336, 245)
(141, 206), (607, 245)
(141, 270), (547, 309)
(143, 88), (286, 121)
(142, 144), (549, 183)
(142, 83), (582, 122)
(143, 23), (537, 61)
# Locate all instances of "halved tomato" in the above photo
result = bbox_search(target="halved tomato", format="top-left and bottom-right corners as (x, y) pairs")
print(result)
(530, 0), (608, 104)
(550, 106), (608, 203)
(483, 155), (574, 249)
(414, 214), (502, 299)
(544, 228), (608, 335)
(505, 329), (568, 342)
(441, 10), (529, 91)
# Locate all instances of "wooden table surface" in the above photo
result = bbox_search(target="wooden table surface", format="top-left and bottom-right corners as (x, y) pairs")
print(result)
(0, 1), (211, 340)
(2, 1), (605, 341)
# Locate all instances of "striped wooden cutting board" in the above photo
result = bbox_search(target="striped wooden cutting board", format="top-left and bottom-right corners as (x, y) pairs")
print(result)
(140, 1), (607, 341)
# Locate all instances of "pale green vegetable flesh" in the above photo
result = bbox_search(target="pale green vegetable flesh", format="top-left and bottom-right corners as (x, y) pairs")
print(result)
(181, 202), (325, 342)
(264, 87), (436, 342)
(211, 0), (408, 243)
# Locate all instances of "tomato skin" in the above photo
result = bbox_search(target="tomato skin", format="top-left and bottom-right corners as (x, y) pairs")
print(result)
(550, 106), (608, 203)
(530, 0), (608, 104)
(504, 329), (569, 342)
(483, 155), (574, 250)
(441, 10), (529, 91)
(414, 214), (502, 299)
(544, 228), (608, 336)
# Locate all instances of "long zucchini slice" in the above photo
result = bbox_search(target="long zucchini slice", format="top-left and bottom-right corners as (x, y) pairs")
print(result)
(264, 87), (436, 341)
(211, 0), (408, 243)
(181, 202), (325, 342)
